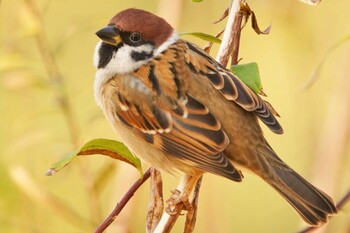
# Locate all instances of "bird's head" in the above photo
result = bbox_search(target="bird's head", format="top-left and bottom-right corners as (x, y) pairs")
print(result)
(94, 8), (179, 74)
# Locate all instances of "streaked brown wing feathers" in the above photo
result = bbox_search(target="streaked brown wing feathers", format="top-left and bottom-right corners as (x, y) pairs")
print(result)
(140, 95), (241, 181)
(108, 65), (241, 181)
(184, 41), (283, 134)
(115, 90), (173, 134)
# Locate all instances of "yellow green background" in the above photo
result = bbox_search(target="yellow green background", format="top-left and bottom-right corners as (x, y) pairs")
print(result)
(0, 0), (349, 232)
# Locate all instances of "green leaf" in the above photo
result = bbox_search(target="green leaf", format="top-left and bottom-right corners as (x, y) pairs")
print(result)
(45, 153), (77, 176)
(192, 0), (204, 2)
(180, 32), (221, 43)
(230, 62), (264, 95)
(46, 138), (143, 177)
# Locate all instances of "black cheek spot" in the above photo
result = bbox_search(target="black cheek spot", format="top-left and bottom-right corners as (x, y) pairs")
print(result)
(131, 51), (154, 61)
(97, 42), (122, 69)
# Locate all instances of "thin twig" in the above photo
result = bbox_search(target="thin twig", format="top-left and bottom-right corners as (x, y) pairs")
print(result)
(146, 168), (164, 233)
(216, 0), (241, 67)
(10, 166), (94, 231)
(297, 189), (350, 233)
(162, 199), (186, 233)
(184, 176), (203, 233)
(94, 168), (151, 233)
(24, 0), (80, 146)
(157, 175), (201, 233)
(24, 0), (104, 225)
(231, 10), (244, 66)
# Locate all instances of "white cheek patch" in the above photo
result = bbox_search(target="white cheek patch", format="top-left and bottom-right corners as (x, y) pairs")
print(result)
(111, 44), (154, 73)
(93, 41), (103, 68)
(154, 31), (179, 55)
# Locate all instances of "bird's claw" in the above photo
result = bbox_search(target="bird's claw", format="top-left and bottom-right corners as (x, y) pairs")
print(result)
(165, 189), (193, 215)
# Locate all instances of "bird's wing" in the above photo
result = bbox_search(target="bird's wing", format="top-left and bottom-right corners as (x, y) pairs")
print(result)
(108, 60), (241, 181)
(184, 41), (283, 134)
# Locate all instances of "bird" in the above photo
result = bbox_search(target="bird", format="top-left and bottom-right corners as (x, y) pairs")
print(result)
(93, 8), (337, 226)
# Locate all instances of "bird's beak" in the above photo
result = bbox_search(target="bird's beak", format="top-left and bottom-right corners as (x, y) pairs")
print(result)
(96, 25), (122, 46)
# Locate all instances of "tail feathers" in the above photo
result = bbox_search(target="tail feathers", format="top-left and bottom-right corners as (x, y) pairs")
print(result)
(267, 165), (337, 226)
(272, 181), (330, 226)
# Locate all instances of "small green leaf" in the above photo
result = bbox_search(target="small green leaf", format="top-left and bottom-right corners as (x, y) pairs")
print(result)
(180, 32), (221, 44)
(46, 138), (143, 177)
(230, 62), (263, 95)
(46, 153), (77, 176)
(192, 0), (203, 2)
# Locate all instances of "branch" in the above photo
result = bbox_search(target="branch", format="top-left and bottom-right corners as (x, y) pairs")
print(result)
(24, 0), (80, 146)
(24, 0), (104, 224)
(154, 175), (202, 233)
(216, 0), (241, 66)
(231, 10), (244, 66)
(94, 168), (152, 233)
(184, 176), (203, 233)
(146, 168), (164, 232)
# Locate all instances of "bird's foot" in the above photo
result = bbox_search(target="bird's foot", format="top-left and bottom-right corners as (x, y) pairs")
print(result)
(165, 189), (193, 215)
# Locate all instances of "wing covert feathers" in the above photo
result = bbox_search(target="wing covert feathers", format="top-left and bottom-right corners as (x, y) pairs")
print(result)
(184, 41), (283, 134)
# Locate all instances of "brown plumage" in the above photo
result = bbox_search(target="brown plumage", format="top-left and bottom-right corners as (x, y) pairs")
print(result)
(94, 8), (337, 226)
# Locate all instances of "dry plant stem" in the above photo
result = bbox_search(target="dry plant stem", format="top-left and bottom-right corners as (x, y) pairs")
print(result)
(231, 11), (244, 66)
(297, 189), (350, 233)
(146, 168), (164, 233)
(24, 0), (102, 224)
(216, 0), (241, 67)
(94, 168), (152, 233)
(304, 67), (350, 233)
(155, 175), (201, 233)
(10, 166), (94, 231)
(184, 176), (203, 233)
(24, 0), (80, 146)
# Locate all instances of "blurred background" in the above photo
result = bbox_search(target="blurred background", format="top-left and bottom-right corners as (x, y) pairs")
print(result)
(0, 0), (349, 232)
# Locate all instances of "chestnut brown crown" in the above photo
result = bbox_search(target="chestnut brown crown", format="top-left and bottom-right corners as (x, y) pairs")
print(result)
(109, 8), (174, 47)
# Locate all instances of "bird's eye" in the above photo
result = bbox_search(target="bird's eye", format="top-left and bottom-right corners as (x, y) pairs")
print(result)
(129, 32), (142, 43)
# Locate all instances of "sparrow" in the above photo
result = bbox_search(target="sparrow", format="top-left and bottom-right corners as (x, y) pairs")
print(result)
(93, 8), (337, 226)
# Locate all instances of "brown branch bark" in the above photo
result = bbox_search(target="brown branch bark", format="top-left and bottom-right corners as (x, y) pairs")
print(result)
(216, 0), (241, 67)
(94, 168), (151, 233)
(156, 175), (201, 233)
(184, 177), (203, 233)
(231, 11), (244, 66)
(146, 168), (164, 232)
